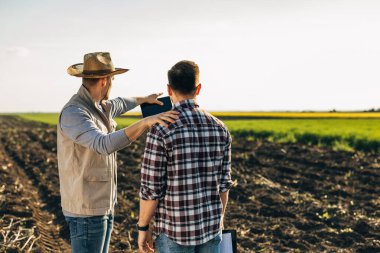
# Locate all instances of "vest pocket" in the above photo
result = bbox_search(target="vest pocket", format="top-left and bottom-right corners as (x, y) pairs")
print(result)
(83, 168), (112, 209)
(82, 181), (111, 209)
(86, 154), (111, 181)
(84, 167), (111, 181)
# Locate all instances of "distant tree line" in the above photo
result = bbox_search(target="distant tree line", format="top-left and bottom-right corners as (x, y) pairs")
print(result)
(327, 108), (380, 112)
(364, 108), (380, 112)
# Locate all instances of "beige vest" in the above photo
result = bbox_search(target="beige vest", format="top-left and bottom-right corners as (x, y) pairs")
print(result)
(57, 86), (118, 216)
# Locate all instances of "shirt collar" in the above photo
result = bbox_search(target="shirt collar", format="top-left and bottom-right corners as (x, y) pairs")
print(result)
(172, 99), (199, 110)
(77, 84), (101, 109)
(77, 84), (107, 111)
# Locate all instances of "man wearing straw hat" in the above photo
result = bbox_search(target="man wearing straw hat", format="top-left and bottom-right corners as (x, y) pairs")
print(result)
(57, 52), (179, 253)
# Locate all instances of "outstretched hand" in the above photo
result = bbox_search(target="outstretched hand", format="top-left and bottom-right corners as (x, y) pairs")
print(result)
(145, 93), (164, 105)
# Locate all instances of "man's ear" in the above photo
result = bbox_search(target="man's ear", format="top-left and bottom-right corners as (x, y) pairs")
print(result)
(167, 84), (173, 96)
(100, 77), (107, 87)
(195, 83), (202, 95)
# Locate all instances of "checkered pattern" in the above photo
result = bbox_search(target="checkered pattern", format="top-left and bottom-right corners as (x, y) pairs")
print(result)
(140, 99), (232, 246)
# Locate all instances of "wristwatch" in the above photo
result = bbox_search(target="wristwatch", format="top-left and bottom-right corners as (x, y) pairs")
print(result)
(136, 223), (149, 231)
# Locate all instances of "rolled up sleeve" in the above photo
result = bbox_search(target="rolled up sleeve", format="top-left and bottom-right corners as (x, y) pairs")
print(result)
(140, 127), (167, 200)
(219, 132), (233, 192)
(60, 106), (131, 155)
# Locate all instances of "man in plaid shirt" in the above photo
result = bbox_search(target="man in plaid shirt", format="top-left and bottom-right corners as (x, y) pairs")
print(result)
(137, 60), (233, 253)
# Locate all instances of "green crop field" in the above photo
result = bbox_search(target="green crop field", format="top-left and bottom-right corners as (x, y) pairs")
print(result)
(16, 113), (61, 125)
(11, 112), (380, 152)
(223, 119), (380, 152)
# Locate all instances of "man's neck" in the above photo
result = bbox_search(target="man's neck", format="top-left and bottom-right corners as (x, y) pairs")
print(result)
(171, 96), (196, 104)
(83, 84), (101, 102)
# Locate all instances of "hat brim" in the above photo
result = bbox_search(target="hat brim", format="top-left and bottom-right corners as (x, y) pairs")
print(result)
(67, 63), (129, 78)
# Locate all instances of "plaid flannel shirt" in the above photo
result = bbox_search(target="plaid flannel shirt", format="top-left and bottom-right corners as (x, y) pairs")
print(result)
(140, 99), (232, 246)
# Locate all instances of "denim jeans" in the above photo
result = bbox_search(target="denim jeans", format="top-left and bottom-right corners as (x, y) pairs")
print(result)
(65, 214), (113, 253)
(155, 231), (222, 253)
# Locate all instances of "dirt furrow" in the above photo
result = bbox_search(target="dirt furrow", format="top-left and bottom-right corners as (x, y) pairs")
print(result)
(0, 145), (70, 252)
(229, 137), (380, 252)
(0, 117), (70, 252)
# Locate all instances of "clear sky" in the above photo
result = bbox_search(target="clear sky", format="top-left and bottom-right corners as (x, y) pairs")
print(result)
(1, 0), (380, 112)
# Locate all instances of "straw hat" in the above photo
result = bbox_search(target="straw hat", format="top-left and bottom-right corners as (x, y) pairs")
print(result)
(67, 52), (129, 78)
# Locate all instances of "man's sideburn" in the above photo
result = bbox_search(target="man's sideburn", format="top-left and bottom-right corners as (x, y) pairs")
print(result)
(103, 77), (112, 100)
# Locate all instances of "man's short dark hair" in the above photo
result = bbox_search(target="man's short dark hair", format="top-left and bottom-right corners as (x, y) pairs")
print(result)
(82, 78), (100, 86)
(168, 60), (199, 95)
(82, 76), (111, 87)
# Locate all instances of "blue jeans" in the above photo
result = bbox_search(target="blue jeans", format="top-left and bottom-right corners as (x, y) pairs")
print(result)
(155, 232), (222, 253)
(65, 215), (113, 253)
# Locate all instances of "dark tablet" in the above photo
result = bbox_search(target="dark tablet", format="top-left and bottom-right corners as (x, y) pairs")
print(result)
(140, 96), (173, 118)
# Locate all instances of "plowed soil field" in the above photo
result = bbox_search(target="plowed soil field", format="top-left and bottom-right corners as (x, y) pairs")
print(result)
(0, 115), (379, 252)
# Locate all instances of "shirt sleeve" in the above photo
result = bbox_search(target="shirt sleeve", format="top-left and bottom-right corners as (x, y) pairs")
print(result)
(140, 127), (167, 200)
(60, 106), (131, 155)
(219, 131), (233, 192)
(109, 97), (137, 118)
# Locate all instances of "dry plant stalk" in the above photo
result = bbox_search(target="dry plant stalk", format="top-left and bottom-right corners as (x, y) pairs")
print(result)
(0, 216), (39, 252)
